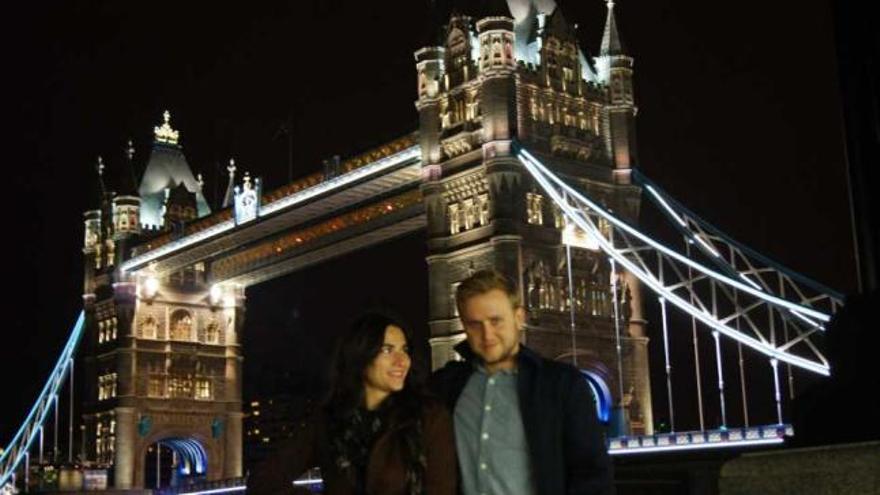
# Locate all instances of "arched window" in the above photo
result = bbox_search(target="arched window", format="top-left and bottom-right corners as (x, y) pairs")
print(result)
(170, 310), (193, 341)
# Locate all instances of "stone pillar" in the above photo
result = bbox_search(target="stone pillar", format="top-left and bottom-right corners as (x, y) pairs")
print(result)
(113, 407), (137, 489)
(224, 412), (244, 479)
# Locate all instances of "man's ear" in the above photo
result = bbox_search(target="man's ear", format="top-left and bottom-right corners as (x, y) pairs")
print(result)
(515, 306), (526, 330)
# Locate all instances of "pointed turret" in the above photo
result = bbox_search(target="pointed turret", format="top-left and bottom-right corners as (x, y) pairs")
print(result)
(594, 0), (637, 180)
(112, 140), (142, 239)
(599, 0), (626, 57)
(137, 110), (211, 228)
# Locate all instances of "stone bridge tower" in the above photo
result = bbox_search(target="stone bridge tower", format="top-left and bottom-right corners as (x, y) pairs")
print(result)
(416, 0), (653, 434)
(82, 113), (243, 489)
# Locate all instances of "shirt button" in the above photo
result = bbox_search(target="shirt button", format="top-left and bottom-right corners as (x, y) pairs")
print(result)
(484, 404), (492, 412)
(488, 378), (495, 386)
(480, 462), (488, 470)
(482, 432), (489, 440)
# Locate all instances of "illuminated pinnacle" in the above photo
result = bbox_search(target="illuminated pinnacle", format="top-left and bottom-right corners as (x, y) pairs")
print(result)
(153, 109), (180, 145)
(228, 158), (237, 177)
(96, 156), (105, 177)
(126, 139), (135, 161)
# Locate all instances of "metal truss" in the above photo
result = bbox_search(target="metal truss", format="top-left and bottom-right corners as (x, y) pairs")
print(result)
(517, 148), (831, 376)
(0, 312), (84, 487)
(635, 169), (844, 317)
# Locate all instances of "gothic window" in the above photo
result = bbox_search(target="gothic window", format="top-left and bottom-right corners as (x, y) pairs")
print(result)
(590, 289), (609, 317)
(195, 378), (212, 400)
(168, 375), (193, 399)
(553, 204), (565, 229)
(140, 315), (158, 339)
(449, 203), (461, 234)
(98, 373), (117, 400)
(527, 192), (544, 225)
(477, 194), (490, 226)
(94, 244), (102, 270)
(170, 310), (193, 341)
(440, 98), (451, 129)
(105, 240), (115, 267)
(462, 198), (475, 231)
(98, 321), (106, 344)
(204, 319), (220, 344)
(148, 375), (165, 398)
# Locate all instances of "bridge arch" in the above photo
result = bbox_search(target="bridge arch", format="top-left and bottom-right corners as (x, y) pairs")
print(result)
(555, 351), (614, 424)
(138, 431), (218, 490)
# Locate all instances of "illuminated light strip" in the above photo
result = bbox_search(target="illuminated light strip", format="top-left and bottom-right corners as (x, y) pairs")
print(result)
(121, 219), (235, 273)
(518, 148), (830, 323)
(293, 478), (324, 486)
(260, 146), (420, 216)
(693, 234), (721, 258)
(609, 436), (783, 455)
(121, 146), (421, 273)
(517, 151), (829, 375)
(1, 312), (85, 486)
(637, 171), (846, 305)
(178, 487), (245, 495)
(739, 272), (764, 291)
(646, 185), (687, 227)
(177, 479), (324, 495)
(789, 309), (824, 330)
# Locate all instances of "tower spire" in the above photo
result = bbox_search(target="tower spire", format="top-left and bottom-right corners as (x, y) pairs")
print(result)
(118, 139), (139, 196)
(600, 0), (625, 57)
(96, 156), (107, 196)
(222, 158), (237, 208)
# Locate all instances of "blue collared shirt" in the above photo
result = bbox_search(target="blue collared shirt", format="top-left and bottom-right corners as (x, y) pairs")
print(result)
(454, 365), (535, 495)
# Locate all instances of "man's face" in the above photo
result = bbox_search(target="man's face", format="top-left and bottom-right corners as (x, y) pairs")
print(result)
(459, 289), (525, 373)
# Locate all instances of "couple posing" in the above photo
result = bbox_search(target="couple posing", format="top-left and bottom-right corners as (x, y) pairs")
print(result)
(247, 270), (612, 494)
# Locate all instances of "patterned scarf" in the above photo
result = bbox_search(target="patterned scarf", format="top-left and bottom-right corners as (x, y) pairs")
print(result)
(328, 402), (426, 495)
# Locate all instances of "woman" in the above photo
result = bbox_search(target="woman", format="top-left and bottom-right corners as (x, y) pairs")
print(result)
(247, 311), (457, 495)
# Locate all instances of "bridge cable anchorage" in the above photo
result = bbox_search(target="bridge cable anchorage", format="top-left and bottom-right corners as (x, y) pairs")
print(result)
(0, 311), (85, 487)
(516, 147), (832, 377)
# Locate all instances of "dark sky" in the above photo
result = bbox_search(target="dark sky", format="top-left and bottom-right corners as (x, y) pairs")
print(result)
(1, 0), (855, 444)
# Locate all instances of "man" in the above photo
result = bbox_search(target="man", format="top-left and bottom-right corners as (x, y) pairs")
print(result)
(431, 270), (613, 495)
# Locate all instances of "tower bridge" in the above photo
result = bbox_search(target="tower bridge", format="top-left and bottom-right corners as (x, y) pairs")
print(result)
(1, 0), (844, 492)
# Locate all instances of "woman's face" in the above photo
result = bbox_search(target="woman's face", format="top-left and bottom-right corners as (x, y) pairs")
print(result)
(363, 325), (411, 404)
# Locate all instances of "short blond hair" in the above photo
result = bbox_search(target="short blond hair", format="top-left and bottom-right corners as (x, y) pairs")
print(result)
(455, 269), (521, 312)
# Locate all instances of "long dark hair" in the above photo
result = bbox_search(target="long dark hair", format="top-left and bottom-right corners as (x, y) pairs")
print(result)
(323, 310), (428, 493)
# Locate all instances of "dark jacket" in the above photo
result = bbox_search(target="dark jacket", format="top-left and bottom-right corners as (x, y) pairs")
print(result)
(430, 342), (614, 495)
(246, 399), (457, 495)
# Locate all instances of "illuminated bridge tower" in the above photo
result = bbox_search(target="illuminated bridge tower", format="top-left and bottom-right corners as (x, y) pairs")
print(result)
(418, 0), (652, 434)
(82, 113), (244, 489)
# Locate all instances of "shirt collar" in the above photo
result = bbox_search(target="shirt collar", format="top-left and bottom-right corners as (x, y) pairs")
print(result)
(453, 340), (543, 369)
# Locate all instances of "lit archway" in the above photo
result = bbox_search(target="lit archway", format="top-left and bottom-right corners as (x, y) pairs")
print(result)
(580, 370), (612, 424)
(143, 437), (207, 490)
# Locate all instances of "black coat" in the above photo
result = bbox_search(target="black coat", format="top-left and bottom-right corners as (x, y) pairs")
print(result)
(430, 343), (614, 495)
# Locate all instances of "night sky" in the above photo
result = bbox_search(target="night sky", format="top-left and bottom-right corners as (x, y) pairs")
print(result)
(1, 0), (856, 446)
